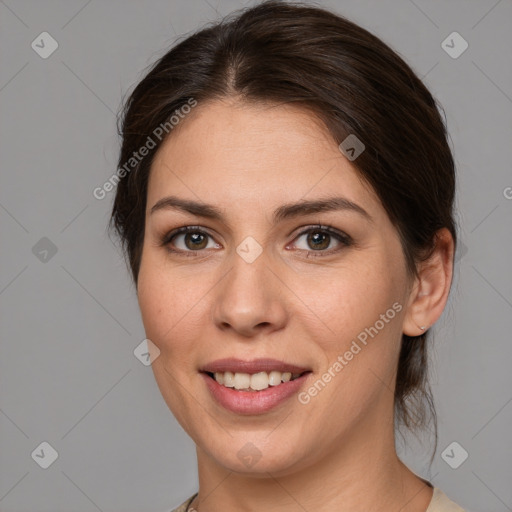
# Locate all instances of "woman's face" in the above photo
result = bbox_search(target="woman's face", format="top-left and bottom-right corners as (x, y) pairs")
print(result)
(137, 99), (415, 475)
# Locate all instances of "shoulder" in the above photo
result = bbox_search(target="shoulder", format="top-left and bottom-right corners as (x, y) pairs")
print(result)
(426, 487), (466, 512)
(169, 492), (198, 512)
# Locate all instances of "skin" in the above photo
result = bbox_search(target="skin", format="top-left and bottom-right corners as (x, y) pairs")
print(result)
(137, 99), (454, 512)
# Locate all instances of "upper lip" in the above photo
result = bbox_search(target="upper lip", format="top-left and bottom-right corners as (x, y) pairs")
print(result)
(200, 358), (311, 375)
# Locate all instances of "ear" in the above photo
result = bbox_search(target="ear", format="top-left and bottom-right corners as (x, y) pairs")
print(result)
(402, 228), (455, 336)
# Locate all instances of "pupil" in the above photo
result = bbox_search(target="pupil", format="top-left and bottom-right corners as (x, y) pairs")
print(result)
(186, 233), (207, 250)
(308, 232), (329, 250)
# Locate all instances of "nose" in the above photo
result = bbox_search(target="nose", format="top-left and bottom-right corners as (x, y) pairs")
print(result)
(211, 248), (289, 338)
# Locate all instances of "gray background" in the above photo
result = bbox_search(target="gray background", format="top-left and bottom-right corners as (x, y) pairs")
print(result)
(0, 0), (511, 511)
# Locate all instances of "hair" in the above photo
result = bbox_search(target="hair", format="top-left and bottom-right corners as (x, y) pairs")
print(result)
(110, 0), (457, 448)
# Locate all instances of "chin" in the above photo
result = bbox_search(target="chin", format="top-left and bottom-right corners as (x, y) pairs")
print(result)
(199, 434), (310, 477)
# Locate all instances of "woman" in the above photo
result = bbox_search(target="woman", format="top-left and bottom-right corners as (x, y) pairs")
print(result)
(110, 2), (465, 510)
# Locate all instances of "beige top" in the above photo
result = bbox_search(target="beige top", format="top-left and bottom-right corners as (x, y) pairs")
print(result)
(170, 487), (465, 512)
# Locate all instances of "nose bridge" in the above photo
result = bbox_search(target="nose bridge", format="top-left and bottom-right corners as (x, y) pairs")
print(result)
(211, 239), (287, 335)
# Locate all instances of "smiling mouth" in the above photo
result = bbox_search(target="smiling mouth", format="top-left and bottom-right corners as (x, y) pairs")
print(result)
(203, 370), (310, 392)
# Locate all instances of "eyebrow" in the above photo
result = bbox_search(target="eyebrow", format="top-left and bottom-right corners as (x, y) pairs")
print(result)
(150, 195), (372, 224)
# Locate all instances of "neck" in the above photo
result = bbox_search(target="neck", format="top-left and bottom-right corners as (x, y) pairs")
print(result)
(191, 412), (432, 512)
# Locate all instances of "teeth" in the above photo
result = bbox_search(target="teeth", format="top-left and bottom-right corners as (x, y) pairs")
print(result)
(233, 372), (251, 390)
(250, 371), (269, 391)
(223, 371), (234, 387)
(211, 370), (301, 391)
(268, 370), (282, 386)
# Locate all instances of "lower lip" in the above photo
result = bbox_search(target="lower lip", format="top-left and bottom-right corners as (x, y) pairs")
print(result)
(201, 372), (311, 415)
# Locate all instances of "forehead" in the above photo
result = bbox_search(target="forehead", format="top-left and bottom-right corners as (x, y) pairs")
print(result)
(147, 99), (380, 218)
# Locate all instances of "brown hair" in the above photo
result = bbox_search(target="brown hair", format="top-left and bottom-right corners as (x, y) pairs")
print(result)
(110, 1), (457, 443)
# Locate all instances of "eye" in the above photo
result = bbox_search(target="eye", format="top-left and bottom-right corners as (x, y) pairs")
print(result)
(161, 224), (352, 258)
(162, 226), (221, 256)
(289, 225), (352, 256)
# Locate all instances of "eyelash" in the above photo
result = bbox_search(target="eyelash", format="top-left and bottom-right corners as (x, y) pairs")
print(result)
(160, 225), (352, 259)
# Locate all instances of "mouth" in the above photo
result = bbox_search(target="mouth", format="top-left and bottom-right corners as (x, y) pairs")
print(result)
(200, 358), (312, 392)
(202, 370), (308, 392)
(199, 358), (312, 414)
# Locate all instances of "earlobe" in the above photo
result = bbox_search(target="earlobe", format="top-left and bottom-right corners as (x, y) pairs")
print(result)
(402, 228), (455, 337)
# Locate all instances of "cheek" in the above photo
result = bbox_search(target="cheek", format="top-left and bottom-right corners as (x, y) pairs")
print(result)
(297, 256), (404, 345)
(136, 250), (211, 354)
(137, 251), (178, 346)
(305, 257), (406, 411)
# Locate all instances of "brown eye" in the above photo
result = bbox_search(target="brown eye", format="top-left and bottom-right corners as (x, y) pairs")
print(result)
(162, 226), (221, 255)
(306, 231), (331, 250)
(290, 225), (352, 257)
(183, 232), (208, 250)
